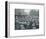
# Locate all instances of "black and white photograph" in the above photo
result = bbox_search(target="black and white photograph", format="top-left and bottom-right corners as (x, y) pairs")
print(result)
(7, 2), (45, 37)
(15, 9), (39, 30)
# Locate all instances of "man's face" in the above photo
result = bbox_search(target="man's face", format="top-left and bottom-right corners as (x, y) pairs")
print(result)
(20, 25), (24, 27)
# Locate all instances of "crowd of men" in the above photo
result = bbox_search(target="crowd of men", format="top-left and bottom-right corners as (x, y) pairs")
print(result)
(15, 15), (39, 30)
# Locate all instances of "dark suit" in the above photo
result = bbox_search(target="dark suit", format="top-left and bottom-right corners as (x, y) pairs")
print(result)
(27, 21), (33, 29)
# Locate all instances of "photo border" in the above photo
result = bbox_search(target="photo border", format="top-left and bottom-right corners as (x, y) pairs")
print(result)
(5, 1), (45, 38)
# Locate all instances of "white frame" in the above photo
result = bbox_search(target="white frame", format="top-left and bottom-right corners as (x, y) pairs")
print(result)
(7, 2), (45, 38)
